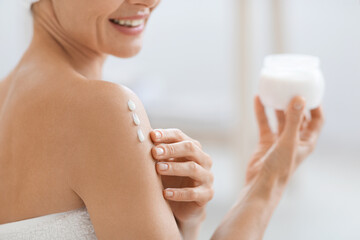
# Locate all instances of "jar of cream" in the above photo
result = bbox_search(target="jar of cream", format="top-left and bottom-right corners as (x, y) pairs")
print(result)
(258, 54), (325, 110)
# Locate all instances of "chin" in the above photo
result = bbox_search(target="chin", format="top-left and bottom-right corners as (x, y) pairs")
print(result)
(117, 47), (142, 58)
(105, 40), (143, 58)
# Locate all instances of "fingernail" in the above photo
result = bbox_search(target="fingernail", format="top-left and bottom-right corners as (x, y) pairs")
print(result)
(154, 130), (162, 139)
(157, 163), (168, 170)
(293, 101), (304, 111)
(165, 190), (174, 197)
(155, 147), (164, 156)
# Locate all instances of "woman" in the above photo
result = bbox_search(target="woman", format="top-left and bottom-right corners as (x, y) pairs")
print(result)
(0, 0), (324, 239)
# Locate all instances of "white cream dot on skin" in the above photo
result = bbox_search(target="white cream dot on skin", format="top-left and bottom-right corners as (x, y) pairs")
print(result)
(137, 129), (145, 142)
(127, 100), (136, 111)
(258, 54), (325, 110)
(132, 113), (140, 126)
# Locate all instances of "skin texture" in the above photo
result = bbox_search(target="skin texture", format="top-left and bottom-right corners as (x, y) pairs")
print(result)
(67, 84), (182, 239)
(211, 96), (324, 240)
(0, 0), (323, 238)
(150, 129), (214, 239)
(0, 0), (213, 239)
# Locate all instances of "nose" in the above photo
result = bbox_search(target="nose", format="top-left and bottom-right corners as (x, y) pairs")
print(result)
(127, 0), (159, 8)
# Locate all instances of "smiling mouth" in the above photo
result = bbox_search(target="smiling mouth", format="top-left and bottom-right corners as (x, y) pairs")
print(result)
(109, 19), (145, 28)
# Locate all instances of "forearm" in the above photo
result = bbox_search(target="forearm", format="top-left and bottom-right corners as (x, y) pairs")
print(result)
(211, 172), (286, 240)
(178, 220), (202, 240)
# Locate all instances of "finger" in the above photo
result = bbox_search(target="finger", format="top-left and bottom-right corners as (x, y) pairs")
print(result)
(254, 96), (272, 137)
(152, 141), (212, 169)
(156, 161), (214, 184)
(308, 106), (325, 132)
(163, 187), (214, 206)
(275, 110), (285, 135)
(300, 115), (308, 132)
(150, 128), (202, 148)
(281, 96), (306, 142)
(301, 106), (325, 142)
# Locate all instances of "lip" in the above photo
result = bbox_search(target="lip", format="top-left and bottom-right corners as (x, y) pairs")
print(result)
(110, 20), (145, 36)
(109, 15), (148, 36)
(113, 14), (149, 20)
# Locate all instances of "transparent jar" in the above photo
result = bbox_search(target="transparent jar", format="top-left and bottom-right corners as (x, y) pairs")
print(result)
(258, 54), (325, 110)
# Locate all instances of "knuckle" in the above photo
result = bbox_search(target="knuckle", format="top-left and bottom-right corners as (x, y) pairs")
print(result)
(208, 172), (215, 184)
(189, 189), (198, 200)
(204, 153), (213, 168)
(173, 128), (184, 140)
(184, 140), (196, 152)
(172, 162), (181, 171)
(160, 129), (169, 141)
(208, 187), (215, 201)
(188, 161), (198, 173)
(178, 190), (187, 200)
(167, 144), (176, 155)
(194, 140), (202, 149)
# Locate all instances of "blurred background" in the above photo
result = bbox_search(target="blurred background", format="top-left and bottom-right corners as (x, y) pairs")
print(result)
(1, 0), (360, 239)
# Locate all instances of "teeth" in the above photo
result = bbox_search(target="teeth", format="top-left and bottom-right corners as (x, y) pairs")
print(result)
(131, 20), (143, 27)
(112, 19), (144, 27)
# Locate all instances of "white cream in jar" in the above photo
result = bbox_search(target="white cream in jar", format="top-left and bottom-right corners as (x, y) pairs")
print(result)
(258, 54), (325, 110)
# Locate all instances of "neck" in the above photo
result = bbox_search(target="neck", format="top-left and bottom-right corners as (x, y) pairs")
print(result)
(23, 3), (107, 80)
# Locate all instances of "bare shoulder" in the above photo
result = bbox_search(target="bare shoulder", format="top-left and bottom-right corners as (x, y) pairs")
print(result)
(71, 79), (144, 120)
(67, 79), (154, 188)
(67, 79), (151, 150)
(66, 80), (181, 239)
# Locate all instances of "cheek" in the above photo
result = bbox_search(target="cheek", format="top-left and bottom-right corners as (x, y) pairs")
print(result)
(54, 0), (123, 48)
(55, 0), (143, 57)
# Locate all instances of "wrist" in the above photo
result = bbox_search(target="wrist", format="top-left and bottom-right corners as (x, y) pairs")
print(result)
(243, 170), (287, 205)
(177, 212), (205, 240)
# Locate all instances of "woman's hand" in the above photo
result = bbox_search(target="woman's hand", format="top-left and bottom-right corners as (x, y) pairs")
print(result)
(211, 96), (324, 240)
(150, 128), (214, 238)
(246, 96), (325, 185)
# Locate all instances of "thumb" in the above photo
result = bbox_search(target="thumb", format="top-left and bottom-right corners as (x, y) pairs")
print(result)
(281, 96), (306, 142)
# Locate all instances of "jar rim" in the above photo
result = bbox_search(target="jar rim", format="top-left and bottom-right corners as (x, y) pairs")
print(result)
(264, 54), (320, 70)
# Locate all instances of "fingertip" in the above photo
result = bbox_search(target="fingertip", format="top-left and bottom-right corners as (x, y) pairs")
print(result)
(289, 96), (306, 112)
(152, 145), (165, 159)
(150, 129), (162, 142)
(310, 105), (324, 118)
(282, 97), (307, 139)
(164, 189), (174, 198)
(156, 162), (169, 171)
(149, 131), (156, 141)
(151, 147), (158, 158)
(254, 95), (264, 109)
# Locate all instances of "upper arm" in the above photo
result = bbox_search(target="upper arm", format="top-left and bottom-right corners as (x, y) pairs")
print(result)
(68, 82), (181, 240)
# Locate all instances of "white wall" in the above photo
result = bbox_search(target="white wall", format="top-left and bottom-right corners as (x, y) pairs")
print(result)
(103, 0), (237, 136)
(0, 1), (33, 77)
(247, 0), (360, 148)
(284, 0), (360, 147)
